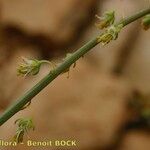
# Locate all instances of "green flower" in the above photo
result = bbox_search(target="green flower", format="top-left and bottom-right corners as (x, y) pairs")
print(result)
(97, 24), (123, 45)
(95, 10), (115, 29)
(13, 118), (35, 144)
(17, 57), (50, 76)
(142, 14), (150, 30)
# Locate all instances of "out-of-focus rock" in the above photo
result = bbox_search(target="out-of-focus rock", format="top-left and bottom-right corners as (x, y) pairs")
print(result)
(123, 29), (150, 92)
(0, 0), (98, 44)
(0, 0), (150, 150)
(119, 131), (150, 150)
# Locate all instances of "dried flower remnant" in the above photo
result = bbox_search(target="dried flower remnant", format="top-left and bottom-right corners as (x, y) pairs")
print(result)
(142, 14), (150, 30)
(13, 118), (35, 144)
(95, 11), (115, 29)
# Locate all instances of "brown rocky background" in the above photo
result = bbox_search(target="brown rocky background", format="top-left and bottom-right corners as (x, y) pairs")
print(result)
(0, 0), (150, 150)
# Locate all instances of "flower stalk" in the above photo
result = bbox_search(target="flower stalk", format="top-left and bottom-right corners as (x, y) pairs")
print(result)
(0, 8), (150, 126)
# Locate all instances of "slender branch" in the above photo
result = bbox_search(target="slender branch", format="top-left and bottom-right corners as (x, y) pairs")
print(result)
(118, 8), (150, 26)
(0, 8), (150, 126)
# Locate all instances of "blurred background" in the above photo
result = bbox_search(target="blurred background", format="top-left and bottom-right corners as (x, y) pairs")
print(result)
(0, 0), (150, 150)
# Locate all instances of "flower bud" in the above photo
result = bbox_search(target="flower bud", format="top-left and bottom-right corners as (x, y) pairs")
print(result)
(142, 14), (150, 30)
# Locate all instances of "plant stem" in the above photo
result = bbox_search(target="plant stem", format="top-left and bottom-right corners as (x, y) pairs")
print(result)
(119, 8), (150, 26)
(0, 8), (150, 126)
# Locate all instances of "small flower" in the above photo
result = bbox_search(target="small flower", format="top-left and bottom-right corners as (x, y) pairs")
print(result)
(13, 118), (35, 144)
(17, 57), (51, 77)
(142, 14), (150, 30)
(95, 10), (115, 29)
(97, 24), (123, 45)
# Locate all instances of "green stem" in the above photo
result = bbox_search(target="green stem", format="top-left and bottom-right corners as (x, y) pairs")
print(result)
(119, 8), (150, 26)
(0, 8), (150, 126)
